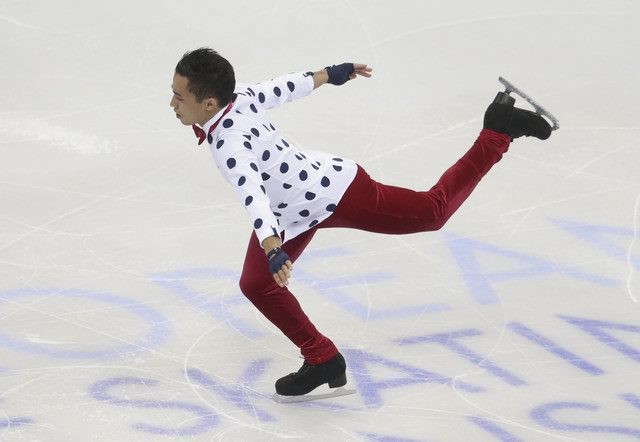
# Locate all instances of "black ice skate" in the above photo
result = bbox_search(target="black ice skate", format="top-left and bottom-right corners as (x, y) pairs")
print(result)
(273, 352), (356, 403)
(483, 76), (559, 140)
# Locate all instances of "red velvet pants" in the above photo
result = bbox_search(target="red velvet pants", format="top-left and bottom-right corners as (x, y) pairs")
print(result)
(239, 129), (511, 364)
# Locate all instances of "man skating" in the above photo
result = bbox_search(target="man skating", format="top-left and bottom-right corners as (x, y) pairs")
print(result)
(170, 47), (554, 400)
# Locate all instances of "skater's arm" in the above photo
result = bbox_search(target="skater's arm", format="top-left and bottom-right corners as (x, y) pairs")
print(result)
(209, 132), (280, 247)
(241, 71), (315, 111)
(243, 64), (372, 111)
(210, 132), (293, 287)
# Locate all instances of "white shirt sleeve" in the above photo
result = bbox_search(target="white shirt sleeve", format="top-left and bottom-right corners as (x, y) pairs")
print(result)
(209, 130), (280, 245)
(241, 71), (314, 110)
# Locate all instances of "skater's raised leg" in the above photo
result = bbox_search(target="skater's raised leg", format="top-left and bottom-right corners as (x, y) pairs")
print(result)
(322, 93), (553, 235)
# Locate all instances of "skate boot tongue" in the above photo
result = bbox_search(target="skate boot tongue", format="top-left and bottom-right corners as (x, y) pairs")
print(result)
(493, 91), (515, 106)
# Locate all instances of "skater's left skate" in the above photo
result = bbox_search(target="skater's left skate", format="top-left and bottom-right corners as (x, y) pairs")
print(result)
(483, 76), (559, 141)
(273, 352), (356, 403)
(483, 93), (553, 140)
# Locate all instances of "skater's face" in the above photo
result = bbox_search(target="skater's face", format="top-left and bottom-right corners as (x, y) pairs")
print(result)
(170, 73), (219, 126)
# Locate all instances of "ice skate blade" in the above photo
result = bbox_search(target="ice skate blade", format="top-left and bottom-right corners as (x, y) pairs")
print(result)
(498, 76), (560, 132)
(272, 387), (357, 403)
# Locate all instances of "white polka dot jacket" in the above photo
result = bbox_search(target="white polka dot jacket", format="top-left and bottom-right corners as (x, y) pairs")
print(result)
(201, 71), (357, 246)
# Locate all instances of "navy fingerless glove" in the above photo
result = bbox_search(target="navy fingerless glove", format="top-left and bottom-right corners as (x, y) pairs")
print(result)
(325, 63), (355, 86)
(267, 247), (290, 275)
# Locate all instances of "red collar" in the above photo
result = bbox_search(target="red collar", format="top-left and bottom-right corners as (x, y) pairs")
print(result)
(192, 102), (234, 145)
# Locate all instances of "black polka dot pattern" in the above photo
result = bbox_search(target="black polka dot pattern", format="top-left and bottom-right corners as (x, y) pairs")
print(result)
(210, 75), (356, 242)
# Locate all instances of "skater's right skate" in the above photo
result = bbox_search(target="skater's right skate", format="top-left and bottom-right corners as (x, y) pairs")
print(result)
(273, 352), (356, 403)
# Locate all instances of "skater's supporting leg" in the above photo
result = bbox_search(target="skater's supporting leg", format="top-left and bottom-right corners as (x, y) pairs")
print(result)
(239, 231), (338, 365)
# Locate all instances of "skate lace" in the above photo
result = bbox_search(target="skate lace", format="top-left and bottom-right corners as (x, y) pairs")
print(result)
(285, 361), (312, 378)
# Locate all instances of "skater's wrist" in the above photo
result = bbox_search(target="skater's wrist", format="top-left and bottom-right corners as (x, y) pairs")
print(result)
(261, 235), (282, 254)
(312, 69), (329, 89)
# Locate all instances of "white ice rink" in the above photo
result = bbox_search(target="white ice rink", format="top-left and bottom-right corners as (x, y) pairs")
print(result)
(2, 1), (640, 440)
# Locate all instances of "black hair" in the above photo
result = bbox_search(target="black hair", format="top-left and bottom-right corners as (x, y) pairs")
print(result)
(175, 48), (235, 105)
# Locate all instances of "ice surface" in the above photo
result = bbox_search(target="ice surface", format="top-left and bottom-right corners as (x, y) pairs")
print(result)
(2, 1), (640, 440)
